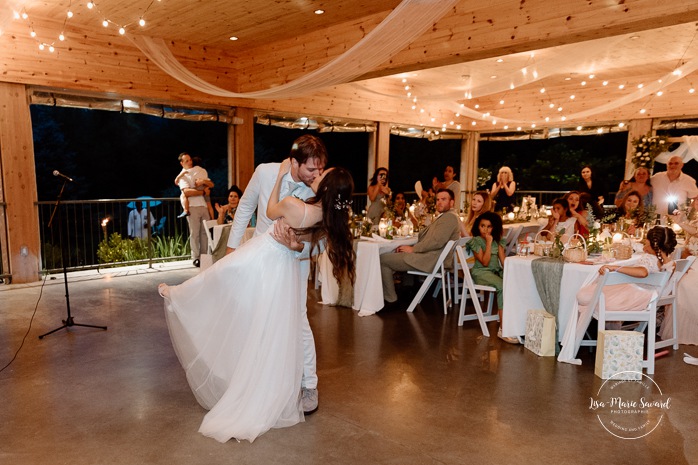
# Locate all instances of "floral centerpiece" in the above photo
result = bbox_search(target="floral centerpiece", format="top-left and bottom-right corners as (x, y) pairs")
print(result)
(631, 133), (668, 170)
(584, 205), (603, 254)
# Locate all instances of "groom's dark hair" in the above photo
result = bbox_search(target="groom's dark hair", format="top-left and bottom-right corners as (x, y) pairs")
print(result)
(289, 135), (328, 166)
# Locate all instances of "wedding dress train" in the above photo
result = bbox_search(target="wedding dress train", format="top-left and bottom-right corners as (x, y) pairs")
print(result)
(161, 229), (305, 442)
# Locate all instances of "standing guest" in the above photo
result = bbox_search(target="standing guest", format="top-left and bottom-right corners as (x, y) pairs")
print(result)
(433, 165), (462, 210)
(615, 166), (653, 208)
(466, 211), (516, 343)
(651, 156), (698, 215)
(225, 134), (326, 416)
(367, 167), (391, 224)
(464, 191), (492, 236)
(127, 201), (155, 240)
(176, 152), (214, 267)
(215, 185), (243, 225)
(543, 197), (577, 237)
(563, 191), (590, 236)
(380, 189), (460, 304)
(491, 166), (516, 212)
(576, 165), (605, 218)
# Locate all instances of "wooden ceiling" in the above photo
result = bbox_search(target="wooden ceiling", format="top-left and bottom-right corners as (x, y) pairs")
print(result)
(3, 0), (698, 134)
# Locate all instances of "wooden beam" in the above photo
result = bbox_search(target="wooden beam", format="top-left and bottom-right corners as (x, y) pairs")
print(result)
(0, 83), (40, 283)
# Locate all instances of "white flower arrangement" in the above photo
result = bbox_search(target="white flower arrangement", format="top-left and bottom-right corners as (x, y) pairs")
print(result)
(631, 133), (668, 170)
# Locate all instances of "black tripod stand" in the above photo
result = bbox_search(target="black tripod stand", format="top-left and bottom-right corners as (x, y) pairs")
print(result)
(39, 178), (107, 339)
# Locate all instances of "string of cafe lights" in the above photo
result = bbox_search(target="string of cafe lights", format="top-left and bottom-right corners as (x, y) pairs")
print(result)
(13, 0), (161, 53)
(397, 51), (698, 135)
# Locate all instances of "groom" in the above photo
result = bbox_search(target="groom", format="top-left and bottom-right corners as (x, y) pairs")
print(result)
(226, 134), (327, 414)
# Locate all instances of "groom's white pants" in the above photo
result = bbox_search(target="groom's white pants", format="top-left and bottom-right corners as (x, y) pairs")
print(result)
(299, 258), (317, 389)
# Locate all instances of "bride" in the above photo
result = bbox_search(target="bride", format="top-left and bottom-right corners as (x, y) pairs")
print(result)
(159, 160), (355, 443)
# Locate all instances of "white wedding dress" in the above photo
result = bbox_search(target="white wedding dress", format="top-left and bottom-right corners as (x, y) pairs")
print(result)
(161, 224), (306, 443)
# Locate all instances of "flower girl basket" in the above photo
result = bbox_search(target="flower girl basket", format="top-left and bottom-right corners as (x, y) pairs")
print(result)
(611, 232), (633, 260)
(533, 230), (554, 256)
(563, 233), (587, 263)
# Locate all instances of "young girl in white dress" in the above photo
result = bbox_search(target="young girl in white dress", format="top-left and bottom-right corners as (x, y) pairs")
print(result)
(159, 162), (355, 443)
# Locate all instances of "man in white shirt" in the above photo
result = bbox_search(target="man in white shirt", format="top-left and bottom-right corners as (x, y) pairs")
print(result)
(177, 152), (213, 267)
(651, 156), (698, 215)
(226, 135), (327, 415)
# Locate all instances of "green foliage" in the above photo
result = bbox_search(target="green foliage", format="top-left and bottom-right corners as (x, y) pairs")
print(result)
(97, 233), (150, 264)
(152, 232), (190, 257)
(97, 232), (190, 264)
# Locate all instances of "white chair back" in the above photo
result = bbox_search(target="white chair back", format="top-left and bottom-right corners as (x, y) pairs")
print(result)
(656, 256), (696, 351)
(203, 219), (218, 254)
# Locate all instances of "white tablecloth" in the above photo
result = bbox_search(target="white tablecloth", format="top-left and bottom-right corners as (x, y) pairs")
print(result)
(501, 256), (602, 338)
(318, 235), (418, 316)
(211, 224), (254, 250)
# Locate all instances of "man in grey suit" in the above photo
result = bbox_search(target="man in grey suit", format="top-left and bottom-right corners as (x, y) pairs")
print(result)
(380, 188), (460, 303)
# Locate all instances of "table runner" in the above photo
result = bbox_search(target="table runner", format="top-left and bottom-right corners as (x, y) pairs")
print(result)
(531, 257), (565, 354)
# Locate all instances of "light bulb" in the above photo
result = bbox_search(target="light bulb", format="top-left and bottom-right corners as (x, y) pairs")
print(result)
(139, 19), (146, 27)
(59, 33), (65, 41)
(67, 10), (73, 18)
(102, 20), (108, 27)
(87, 2), (94, 9)
(119, 27), (125, 35)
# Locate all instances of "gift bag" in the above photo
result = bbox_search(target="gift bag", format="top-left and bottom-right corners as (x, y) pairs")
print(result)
(594, 330), (644, 380)
(524, 310), (556, 356)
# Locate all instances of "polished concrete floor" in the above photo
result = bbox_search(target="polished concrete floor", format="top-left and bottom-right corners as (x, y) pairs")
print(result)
(1, 262), (696, 465)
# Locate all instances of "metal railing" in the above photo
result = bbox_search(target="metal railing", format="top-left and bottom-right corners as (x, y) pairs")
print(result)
(37, 197), (191, 273)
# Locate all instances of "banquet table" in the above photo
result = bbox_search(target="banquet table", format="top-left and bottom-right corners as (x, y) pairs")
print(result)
(501, 255), (603, 339)
(318, 235), (418, 316)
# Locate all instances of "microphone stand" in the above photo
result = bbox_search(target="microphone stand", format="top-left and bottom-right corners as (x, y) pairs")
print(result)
(39, 179), (107, 339)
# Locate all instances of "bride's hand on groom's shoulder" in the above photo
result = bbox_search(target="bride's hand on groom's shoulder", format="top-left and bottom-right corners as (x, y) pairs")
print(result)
(279, 158), (292, 176)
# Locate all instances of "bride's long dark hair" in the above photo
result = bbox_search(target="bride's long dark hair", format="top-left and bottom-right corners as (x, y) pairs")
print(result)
(304, 167), (356, 284)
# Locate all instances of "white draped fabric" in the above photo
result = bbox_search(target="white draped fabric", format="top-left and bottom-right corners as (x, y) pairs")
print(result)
(129, 0), (460, 99)
(655, 136), (698, 165)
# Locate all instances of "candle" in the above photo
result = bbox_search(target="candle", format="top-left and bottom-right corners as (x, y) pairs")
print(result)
(671, 222), (682, 233)
(507, 212), (515, 221)
(612, 233), (623, 243)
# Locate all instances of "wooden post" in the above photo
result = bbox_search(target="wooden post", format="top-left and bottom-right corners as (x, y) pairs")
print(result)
(233, 107), (255, 189)
(461, 132), (479, 211)
(0, 83), (40, 283)
(625, 119), (653, 178)
(375, 121), (390, 172)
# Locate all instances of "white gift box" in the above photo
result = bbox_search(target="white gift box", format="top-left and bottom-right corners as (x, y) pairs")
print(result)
(594, 330), (644, 380)
(524, 310), (556, 357)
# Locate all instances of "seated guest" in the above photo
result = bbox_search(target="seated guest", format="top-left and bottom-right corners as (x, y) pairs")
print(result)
(380, 189), (460, 304)
(392, 192), (418, 228)
(608, 190), (644, 235)
(464, 191), (492, 237)
(563, 190), (590, 236)
(542, 198), (577, 237)
(466, 211), (516, 344)
(576, 226), (676, 329)
(215, 185), (244, 225)
(615, 166), (652, 208)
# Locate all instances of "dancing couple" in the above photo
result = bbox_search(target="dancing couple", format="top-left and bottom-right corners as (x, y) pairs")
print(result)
(159, 135), (355, 442)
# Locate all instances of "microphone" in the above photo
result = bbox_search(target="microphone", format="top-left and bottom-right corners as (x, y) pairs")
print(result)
(53, 170), (74, 182)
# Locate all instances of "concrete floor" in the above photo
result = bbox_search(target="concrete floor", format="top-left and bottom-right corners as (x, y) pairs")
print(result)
(0, 262), (696, 465)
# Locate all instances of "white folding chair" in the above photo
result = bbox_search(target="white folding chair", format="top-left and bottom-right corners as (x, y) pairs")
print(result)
(454, 245), (499, 336)
(431, 236), (470, 304)
(504, 225), (523, 257)
(406, 240), (456, 314)
(203, 219), (218, 253)
(579, 270), (671, 374)
(655, 256), (695, 351)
